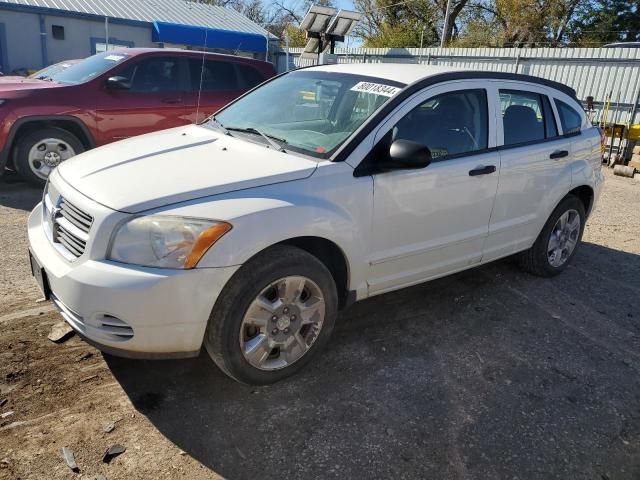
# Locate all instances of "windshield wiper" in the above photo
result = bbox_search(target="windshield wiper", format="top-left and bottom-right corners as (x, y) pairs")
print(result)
(206, 116), (229, 135)
(225, 126), (287, 153)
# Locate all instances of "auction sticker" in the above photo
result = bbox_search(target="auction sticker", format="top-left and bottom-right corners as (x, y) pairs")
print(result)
(104, 55), (126, 62)
(350, 82), (401, 97)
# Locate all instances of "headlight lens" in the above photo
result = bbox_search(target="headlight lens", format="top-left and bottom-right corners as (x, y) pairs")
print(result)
(108, 216), (232, 269)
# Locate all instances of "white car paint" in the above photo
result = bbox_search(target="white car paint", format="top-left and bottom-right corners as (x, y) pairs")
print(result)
(27, 64), (604, 358)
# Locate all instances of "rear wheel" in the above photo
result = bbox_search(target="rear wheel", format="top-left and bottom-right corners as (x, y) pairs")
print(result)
(14, 127), (84, 185)
(204, 245), (338, 385)
(518, 195), (585, 277)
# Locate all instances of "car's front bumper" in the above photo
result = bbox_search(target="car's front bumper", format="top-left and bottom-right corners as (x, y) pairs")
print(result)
(28, 204), (239, 358)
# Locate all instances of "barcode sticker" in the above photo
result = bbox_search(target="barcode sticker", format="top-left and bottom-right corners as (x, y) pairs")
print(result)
(350, 81), (401, 97)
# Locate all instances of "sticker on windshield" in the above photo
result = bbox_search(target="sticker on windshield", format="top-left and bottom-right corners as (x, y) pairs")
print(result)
(350, 82), (401, 97)
(104, 55), (125, 62)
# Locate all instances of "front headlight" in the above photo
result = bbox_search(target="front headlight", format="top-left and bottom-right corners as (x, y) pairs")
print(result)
(108, 216), (232, 269)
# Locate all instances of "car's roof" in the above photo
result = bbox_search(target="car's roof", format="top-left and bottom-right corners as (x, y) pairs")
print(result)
(109, 48), (272, 66)
(305, 63), (576, 97)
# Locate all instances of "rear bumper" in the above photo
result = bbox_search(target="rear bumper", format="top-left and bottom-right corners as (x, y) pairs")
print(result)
(28, 203), (240, 358)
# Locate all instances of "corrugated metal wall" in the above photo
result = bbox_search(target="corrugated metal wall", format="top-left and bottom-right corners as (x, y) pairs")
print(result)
(275, 47), (640, 124)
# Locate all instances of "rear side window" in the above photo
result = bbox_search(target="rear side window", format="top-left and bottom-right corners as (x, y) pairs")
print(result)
(237, 64), (265, 89)
(189, 59), (238, 91)
(555, 100), (583, 135)
(392, 89), (488, 159)
(500, 90), (561, 146)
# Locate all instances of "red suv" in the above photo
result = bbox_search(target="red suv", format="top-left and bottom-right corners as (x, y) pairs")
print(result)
(0, 48), (275, 185)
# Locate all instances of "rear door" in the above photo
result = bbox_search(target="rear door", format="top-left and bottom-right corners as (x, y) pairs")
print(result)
(184, 58), (245, 123)
(483, 83), (572, 262)
(94, 55), (191, 144)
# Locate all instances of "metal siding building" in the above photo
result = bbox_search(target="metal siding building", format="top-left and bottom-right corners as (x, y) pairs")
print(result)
(0, 0), (271, 74)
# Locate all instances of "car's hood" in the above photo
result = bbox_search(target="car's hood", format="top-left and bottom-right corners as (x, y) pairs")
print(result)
(57, 125), (318, 213)
(0, 78), (62, 91)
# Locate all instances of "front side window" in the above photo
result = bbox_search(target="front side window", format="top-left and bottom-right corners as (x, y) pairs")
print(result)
(212, 71), (404, 158)
(500, 90), (558, 146)
(52, 51), (130, 85)
(555, 100), (583, 135)
(188, 59), (238, 91)
(391, 89), (488, 159)
(117, 57), (181, 93)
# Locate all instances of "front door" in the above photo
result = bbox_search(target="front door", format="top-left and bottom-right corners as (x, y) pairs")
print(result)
(94, 55), (191, 145)
(366, 83), (500, 295)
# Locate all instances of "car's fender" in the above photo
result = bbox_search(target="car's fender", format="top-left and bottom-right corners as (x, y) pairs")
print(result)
(153, 161), (374, 298)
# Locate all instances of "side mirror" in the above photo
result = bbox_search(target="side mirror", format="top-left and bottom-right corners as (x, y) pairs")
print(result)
(105, 76), (130, 91)
(388, 139), (432, 169)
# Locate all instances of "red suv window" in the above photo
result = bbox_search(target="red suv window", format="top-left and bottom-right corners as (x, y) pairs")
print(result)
(237, 64), (265, 89)
(118, 56), (182, 93)
(188, 59), (238, 91)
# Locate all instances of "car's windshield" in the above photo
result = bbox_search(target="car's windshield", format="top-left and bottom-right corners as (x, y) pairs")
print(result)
(212, 71), (405, 159)
(29, 61), (76, 80)
(52, 52), (131, 85)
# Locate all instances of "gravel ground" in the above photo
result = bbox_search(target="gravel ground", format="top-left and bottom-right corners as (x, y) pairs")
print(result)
(0, 168), (639, 480)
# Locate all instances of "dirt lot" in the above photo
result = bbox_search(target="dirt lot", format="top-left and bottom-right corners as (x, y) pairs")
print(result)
(1, 168), (639, 480)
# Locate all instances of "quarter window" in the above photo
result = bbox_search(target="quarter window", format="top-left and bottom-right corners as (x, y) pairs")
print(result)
(188, 59), (238, 91)
(391, 89), (488, 159)
(555, 100), (583, 135)
(500, 90), (559, 146)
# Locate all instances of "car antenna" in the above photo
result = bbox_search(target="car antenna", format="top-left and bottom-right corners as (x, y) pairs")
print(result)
(195, 27), (208, 125)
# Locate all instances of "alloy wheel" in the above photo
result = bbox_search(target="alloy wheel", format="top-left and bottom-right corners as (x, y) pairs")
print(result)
(239, 276), (326, 371)
(547, 209), (581, 267)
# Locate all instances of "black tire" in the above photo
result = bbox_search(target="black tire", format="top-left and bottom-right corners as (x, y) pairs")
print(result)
(518, 194), (586, 277)
(204, 245), (338, 385)
(14, 127), (84, 186)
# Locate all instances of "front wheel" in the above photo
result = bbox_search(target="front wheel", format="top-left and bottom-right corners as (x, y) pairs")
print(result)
(518, 194), (586, 277)
(14, 127), (84, 186)
(204, 245), (338, 385)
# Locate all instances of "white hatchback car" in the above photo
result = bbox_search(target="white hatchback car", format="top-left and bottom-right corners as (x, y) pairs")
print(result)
(28, 64), (604, 384)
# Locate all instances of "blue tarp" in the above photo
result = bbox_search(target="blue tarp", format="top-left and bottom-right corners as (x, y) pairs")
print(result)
(152, 21), (266, 54)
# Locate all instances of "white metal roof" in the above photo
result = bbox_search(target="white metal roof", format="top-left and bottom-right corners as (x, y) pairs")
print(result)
(0, 0), (269, 36)
(308, 63), (466, 85)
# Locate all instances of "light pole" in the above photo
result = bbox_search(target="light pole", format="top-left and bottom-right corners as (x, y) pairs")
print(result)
(440, 0), (452, 48)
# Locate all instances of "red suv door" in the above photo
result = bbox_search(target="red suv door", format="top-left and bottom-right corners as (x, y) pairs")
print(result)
(184, 57), (246, 123)
(94, 55), (192, 144)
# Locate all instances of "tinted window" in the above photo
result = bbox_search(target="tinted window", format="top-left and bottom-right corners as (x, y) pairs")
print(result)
(392, 89), (488, 159)
(237, 64), (265, 89)
(500, 90), (557, 145)
(189, 59), (238, 91)
(556, 100), (583, 134)
(118, 57), (181, 93)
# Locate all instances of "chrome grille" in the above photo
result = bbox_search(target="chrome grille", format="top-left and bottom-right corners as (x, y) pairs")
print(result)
(44, 187), (93, 260)
(60, 199), (93, 232)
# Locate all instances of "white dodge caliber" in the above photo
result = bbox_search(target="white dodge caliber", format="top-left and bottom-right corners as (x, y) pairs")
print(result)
(28, 64), (604, 384)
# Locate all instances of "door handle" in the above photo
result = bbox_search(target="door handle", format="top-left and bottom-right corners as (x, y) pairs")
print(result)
(162, 98), (182, 104)
(468, 165), (496, 176)
(549, 150), (569, 160)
